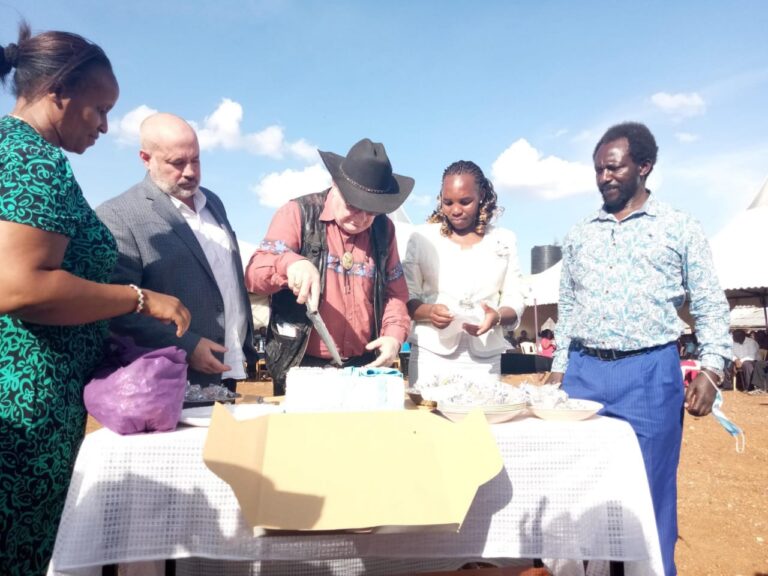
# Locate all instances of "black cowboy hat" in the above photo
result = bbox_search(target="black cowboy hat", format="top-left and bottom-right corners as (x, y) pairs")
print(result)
(319, 138), (414, 214)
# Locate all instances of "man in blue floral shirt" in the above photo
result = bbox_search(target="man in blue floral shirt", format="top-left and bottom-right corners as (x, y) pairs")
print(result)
(548, 122), (731, 575)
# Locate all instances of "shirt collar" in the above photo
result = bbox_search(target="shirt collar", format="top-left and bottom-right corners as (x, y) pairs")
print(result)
(593, 190), (657, 222)
(167, 188), (206, 213)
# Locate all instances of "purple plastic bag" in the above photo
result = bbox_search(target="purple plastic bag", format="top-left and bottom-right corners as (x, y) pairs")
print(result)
(84, 335), (188, 435)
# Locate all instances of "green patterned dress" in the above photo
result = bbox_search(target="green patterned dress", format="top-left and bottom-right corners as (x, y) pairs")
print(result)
(0, 115), (117, 575)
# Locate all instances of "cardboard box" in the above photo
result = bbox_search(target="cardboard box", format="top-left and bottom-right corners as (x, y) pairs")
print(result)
(203, 404), (503, 533)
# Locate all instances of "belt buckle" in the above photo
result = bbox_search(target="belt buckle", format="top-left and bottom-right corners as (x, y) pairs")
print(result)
(597, 348), (617, 361)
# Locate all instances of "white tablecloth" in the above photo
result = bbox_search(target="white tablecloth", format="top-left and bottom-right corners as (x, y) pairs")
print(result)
(50, 414), (663, 576)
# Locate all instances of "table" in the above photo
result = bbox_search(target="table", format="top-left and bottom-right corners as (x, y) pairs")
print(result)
(501, 352), (553, 374)
(49, 414), (663, 576)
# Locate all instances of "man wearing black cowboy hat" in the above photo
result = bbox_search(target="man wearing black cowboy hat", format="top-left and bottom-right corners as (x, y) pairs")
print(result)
(246, 138), (414, 394)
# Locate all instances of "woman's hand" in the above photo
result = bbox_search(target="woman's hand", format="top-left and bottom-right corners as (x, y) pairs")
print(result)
(140, 289), (192, 337)
(429, 303), (454, 329)
(463, 301), (499, 337)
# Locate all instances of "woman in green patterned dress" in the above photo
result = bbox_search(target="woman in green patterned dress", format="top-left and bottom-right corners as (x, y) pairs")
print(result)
(0, 23), (191, 575)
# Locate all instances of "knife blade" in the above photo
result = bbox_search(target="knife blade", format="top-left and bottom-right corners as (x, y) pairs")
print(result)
(305, 303), (343, 367)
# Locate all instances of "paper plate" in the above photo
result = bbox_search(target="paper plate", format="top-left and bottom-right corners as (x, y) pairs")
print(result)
(179, 403), (283, 427)
(439, 402), (528, 424)
(529, 399), (603, 421)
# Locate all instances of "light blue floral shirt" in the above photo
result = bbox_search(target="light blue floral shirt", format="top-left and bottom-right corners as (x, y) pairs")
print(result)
(552, 194), (731, 373)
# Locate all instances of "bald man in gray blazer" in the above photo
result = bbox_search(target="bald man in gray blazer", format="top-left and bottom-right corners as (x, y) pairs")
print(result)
(97, 113), (256, 389)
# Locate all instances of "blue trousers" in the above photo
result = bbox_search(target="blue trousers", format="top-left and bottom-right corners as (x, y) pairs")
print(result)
(563, 343), (683, 576)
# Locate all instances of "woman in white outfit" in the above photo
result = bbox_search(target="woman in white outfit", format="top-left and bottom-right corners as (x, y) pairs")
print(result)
(403, 161), (526, 386)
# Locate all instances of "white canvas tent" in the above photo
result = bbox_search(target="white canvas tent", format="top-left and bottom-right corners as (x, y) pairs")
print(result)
(730, 306), (768, 329)
(524, 261), (562, 306)
(520, 261), (562, 337)
(710, 176), (768, 327)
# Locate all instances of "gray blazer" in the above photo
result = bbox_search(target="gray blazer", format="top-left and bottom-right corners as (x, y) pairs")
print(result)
(96, 174), (256, 386)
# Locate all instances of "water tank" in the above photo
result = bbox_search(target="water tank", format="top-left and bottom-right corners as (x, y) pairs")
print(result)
(531, 245), (562, 274)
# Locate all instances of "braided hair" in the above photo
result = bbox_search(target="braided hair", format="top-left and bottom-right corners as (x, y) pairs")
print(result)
(428, 160), (502, 237)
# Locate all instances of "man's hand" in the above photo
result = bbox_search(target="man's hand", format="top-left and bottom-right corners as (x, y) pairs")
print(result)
(429, 303), (454, 329)
(188, 337), (231, 374)
(286, 259), (320, 310)
(545, 371), (564, 385)
(685, 373), (718, 416)
(364, 336), (401, 368)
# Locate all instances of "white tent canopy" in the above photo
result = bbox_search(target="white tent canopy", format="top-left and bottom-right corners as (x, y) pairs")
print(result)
(710, 175), (768, 302)
(519, 261), (562, 336)
(710, 176), (768, 332)
(730, 306), (768, 329)
(523, 261), (562, 306)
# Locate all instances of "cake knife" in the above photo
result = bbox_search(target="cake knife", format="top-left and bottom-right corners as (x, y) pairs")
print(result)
(305, 301), (343, 367)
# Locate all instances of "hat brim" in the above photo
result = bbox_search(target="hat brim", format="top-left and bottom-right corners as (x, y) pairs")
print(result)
(319, 150), (414, 214)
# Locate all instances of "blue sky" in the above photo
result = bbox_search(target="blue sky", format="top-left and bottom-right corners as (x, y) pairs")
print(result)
(2, 0), (767, 273)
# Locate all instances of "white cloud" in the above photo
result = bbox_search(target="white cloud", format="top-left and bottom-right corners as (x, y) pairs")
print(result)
(289, 138), (321, 163)
(111, 99), (317, 161)
(111, 104), (157, 145)
(243, 125), (287, 158)
(675, 132), (700, 143)
(491, 139), (594, 200)
(196, 99), (243, 150)
(252, 163), (332, 207)
(650, 92), (706, 117)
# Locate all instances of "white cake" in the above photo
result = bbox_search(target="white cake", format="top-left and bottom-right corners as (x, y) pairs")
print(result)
(284, 366), (405, 413)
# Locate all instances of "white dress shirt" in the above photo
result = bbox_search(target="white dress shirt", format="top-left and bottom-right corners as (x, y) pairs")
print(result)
(732, 336), (760, 362)
(170, 192), (247, 380)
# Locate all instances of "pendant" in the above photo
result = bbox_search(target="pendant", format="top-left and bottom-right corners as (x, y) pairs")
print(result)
(341, 251), (354, 270)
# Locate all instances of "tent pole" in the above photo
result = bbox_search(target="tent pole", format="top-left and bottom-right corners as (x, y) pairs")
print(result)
(534, 298), (540, 349)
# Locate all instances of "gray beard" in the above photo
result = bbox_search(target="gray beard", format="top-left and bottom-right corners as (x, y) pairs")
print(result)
(157, 180), (199, 200)
(168, 186), (197, 200)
